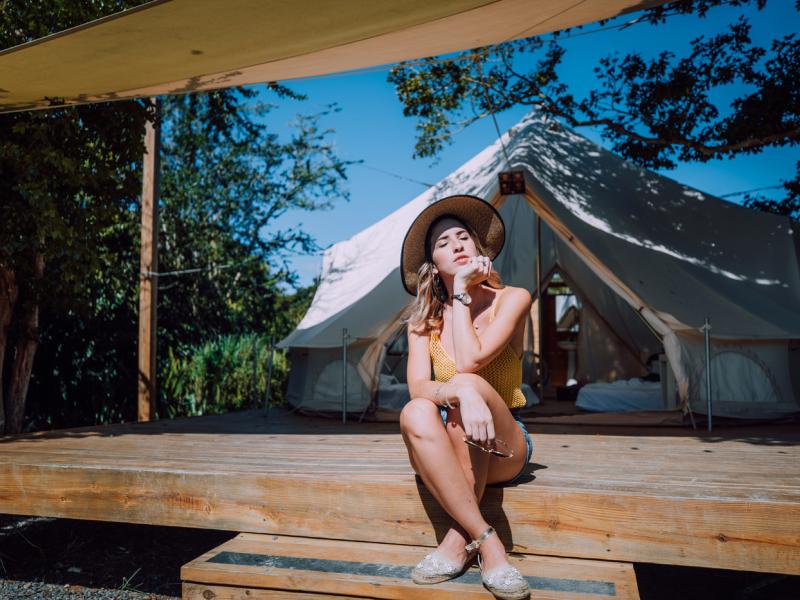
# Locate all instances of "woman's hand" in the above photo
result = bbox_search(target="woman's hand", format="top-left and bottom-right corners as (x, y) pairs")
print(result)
(454, 255), (492, 292)
(455, 385), (496, 447)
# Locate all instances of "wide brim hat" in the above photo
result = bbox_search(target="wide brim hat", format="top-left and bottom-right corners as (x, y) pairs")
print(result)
(400, 194), (505, 295)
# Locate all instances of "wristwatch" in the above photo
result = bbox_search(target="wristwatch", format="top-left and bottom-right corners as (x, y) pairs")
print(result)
(452, 291), (472, 305)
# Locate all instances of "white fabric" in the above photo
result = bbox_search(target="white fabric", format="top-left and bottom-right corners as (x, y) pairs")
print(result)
(280, 138), (508, 347)
(576, 379), (664, 412)
(280, 110), (800, 420)
(520, 383), (541, 408)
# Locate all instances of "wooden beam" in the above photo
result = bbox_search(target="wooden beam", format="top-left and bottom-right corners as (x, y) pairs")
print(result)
(1, 409), (799, 575)
(138, 98), (161, 422)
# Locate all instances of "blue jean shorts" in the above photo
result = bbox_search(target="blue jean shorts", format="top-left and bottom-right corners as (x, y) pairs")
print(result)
(439, 406), (533, 485)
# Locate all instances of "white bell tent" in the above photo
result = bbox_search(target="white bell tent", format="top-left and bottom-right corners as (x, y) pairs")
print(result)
(278, 111), (800, 421)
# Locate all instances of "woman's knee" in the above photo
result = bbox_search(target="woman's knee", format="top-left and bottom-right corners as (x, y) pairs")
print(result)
(400, 398), (439, 437)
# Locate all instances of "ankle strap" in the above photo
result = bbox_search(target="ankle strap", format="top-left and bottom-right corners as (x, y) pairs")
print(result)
(465, 526), (495, 553)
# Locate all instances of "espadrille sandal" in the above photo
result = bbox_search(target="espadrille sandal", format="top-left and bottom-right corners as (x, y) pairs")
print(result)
(411, 546), (478, 584)
(467, 526), (530, 599)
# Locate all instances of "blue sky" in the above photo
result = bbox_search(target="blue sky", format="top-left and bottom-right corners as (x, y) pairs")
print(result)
(253, 1), (798, 288)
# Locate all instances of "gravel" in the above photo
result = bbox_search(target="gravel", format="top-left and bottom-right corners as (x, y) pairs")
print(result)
(0, 514), (232, 599)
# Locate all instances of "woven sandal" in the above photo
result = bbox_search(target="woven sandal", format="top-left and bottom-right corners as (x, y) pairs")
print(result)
(467, 526), (530, 599)
(411, 546), (478, 584)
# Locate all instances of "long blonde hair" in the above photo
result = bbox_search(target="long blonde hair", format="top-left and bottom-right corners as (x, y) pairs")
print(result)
(405, 224), (503, 335)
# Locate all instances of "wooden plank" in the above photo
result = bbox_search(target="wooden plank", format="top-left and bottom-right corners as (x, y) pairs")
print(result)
(1, 425), (797, 497)
(183, 582), (367, 599)
(181, 533), (639, 599)
(0, 409), (798, 575)
(1, 460), (797, 575)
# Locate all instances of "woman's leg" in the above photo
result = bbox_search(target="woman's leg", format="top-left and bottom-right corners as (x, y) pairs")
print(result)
(400, 398), (497, 557)
(432, 373), (528, 571)
(401, 374), (527, 572)
(447, 373), (528, 487)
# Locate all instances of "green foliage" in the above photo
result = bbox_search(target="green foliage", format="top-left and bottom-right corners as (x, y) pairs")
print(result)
(155, 91), (352, 354)
(0, 1), (151, 49)
(2, 5), (347, 431)
(162, 333), (289, 417)
(1, 2), (154, 432)
(387, 0), (799, 219)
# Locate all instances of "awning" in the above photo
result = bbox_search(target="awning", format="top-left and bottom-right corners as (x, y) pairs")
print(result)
(0, 0), (667, 113)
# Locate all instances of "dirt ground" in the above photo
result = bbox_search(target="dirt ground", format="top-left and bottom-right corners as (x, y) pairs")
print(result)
(0, 514), (797, 599)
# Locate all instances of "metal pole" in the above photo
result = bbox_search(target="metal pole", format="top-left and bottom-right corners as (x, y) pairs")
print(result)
(251, 335), (258, 409)
(535, 214), (544, 404)
(264, 336), (274, 412)
(342, 328), (349, 424)
(703, 317), (712, 432)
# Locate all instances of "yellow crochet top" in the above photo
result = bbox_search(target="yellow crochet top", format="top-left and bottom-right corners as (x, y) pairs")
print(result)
(429, 288), (527, 410)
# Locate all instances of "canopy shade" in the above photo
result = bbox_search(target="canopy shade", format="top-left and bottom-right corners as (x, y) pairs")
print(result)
(0, 0), (667, 113)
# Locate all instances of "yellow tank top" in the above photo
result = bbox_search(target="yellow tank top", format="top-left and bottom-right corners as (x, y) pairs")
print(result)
(429, 288), (527, 410)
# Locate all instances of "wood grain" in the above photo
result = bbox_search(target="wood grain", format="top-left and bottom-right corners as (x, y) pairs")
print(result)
(1, 407), (798, 575)
(181, 533), (639, 599)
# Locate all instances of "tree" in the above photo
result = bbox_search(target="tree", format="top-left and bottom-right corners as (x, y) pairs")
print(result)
(152, 88), (352, 420)
(1, 3), (352, 432)
(0, 96), (150, 435)
(0, 0), (153, 434)
(156, 89), (350, 350)
(387, 0), (799, 219)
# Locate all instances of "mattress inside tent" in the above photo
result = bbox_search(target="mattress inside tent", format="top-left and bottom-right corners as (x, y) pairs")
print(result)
(575, 378), (664, 412)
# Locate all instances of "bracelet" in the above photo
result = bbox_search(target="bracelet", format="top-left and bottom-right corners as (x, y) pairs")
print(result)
(436, 383), (455, 409)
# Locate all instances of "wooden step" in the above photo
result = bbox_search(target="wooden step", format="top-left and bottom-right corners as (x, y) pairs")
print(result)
(181, 533), (640, 599)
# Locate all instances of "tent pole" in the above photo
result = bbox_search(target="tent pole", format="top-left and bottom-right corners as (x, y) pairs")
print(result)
(536, 214), (544, 403)
(703, 317), (712, 432)
(342, 328), (348, 424)
(264, 335), (274, 413)
(251, 335), (258, 409)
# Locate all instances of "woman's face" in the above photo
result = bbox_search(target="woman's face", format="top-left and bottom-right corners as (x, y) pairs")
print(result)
(428, 217), (479, 277)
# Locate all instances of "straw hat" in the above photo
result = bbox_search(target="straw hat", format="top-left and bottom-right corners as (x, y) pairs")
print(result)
(400, 194), (505, 295)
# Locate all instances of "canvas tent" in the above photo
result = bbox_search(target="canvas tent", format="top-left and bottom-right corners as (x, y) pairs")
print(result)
(279, 110), (800, 421)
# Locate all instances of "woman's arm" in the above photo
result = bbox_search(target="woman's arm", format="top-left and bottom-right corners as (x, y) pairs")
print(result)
(406, 319), (497, 445)
(406, 321), (461, 408)
(450, 285), (532, 373)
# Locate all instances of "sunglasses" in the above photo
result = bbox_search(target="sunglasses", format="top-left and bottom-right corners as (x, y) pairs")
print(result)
(463, 437), (514, 458)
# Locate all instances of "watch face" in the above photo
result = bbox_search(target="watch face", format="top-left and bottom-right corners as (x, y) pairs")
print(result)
(455, 292), (472, 305)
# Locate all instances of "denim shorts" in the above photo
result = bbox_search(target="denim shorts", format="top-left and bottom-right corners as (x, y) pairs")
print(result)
(439, 406), (533, 485)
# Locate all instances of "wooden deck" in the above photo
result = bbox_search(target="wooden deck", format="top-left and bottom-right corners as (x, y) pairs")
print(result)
(1, 406), (798, 576)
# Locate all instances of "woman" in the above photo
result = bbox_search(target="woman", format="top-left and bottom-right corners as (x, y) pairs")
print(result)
(399, 194), (533, 600)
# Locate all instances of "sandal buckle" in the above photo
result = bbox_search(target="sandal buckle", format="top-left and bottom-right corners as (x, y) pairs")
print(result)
(464, 526), (495, 553)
